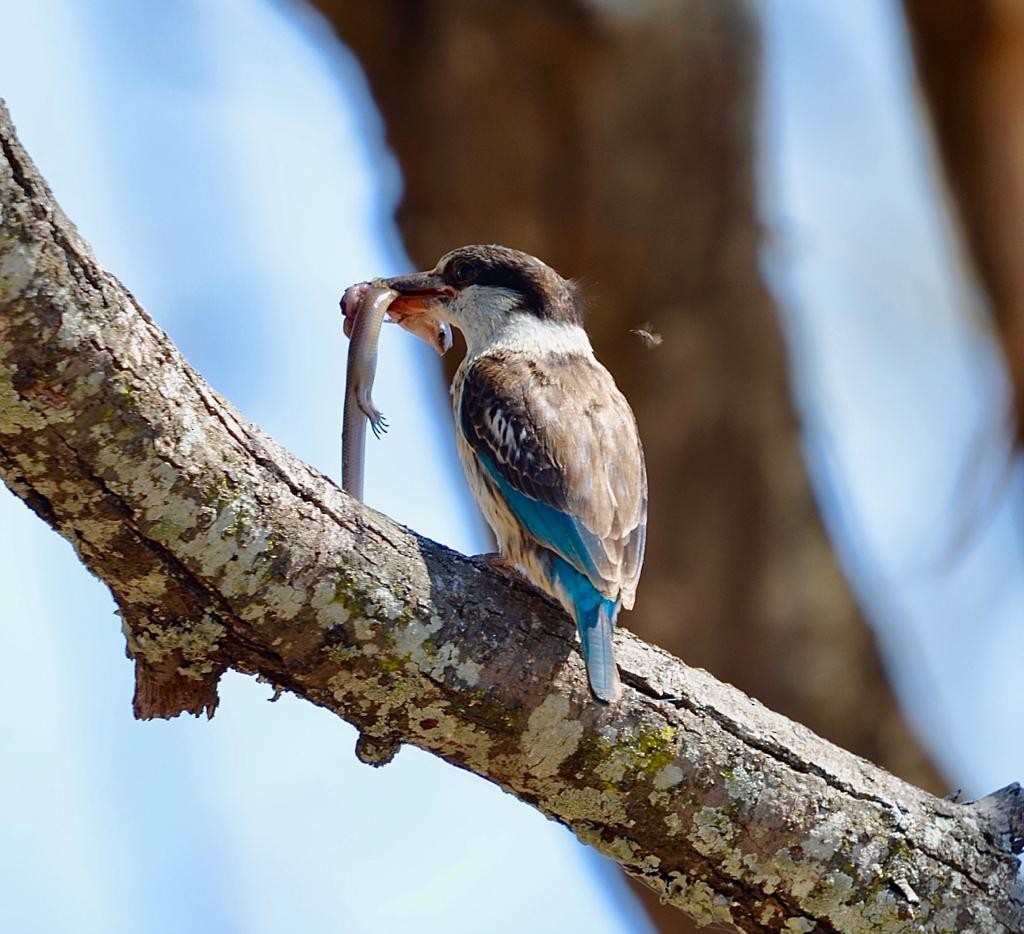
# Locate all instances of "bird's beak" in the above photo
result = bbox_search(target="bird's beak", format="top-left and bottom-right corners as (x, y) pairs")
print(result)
(380, 272), (455, 355)
(383, 272), (454, 311)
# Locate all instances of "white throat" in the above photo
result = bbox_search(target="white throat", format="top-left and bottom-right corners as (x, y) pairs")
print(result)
(479, 314), (594, 358)
(451, 288), (593, 361)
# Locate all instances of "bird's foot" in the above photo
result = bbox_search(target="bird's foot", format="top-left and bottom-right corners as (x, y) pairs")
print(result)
(476, 553), (525, 584)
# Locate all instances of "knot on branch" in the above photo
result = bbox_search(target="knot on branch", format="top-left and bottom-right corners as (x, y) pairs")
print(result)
(355, 731), (402, 767)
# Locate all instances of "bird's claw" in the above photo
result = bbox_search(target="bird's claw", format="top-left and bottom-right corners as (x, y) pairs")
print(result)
(476, 553), (525, 584)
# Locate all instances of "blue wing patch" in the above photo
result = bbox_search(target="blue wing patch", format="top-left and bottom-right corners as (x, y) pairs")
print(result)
(478, 452), (599, 580)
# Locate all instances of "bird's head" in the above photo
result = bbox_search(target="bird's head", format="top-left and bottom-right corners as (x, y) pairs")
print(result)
(383, 244), (583, 355)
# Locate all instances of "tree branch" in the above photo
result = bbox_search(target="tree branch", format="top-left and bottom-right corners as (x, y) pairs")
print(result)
(0, 99), (1020, 932)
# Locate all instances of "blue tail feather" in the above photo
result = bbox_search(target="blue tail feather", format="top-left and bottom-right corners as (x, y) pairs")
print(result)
(477, 453), (599, 580)
(550, 556), (621, 702)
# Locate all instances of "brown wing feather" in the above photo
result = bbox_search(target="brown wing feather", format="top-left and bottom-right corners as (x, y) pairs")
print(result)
(460, 350), (646, 604)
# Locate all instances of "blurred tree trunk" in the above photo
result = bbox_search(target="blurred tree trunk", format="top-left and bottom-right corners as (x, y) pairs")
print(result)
(309, 0), (945, 928)
(901, 1), (1024, 444)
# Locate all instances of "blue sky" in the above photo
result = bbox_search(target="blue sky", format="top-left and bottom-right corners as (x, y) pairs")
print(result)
(1, 1), (1023, 933)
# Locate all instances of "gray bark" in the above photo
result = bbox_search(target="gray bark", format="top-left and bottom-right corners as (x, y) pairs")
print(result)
(1, 101), (1021, 933)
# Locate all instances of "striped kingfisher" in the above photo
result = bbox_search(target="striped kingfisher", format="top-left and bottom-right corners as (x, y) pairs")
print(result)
(384, 245), (647, 702)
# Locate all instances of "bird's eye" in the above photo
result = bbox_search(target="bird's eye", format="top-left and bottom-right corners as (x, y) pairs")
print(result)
(450, 259), (477, 287)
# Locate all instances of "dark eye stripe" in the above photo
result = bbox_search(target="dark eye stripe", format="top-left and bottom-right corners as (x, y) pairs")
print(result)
(440, 245), (582, 324)
(474, 265), (548, 316)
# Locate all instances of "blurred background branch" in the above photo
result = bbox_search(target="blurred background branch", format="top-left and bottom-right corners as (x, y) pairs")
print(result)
(904, 0), (1024, 446)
